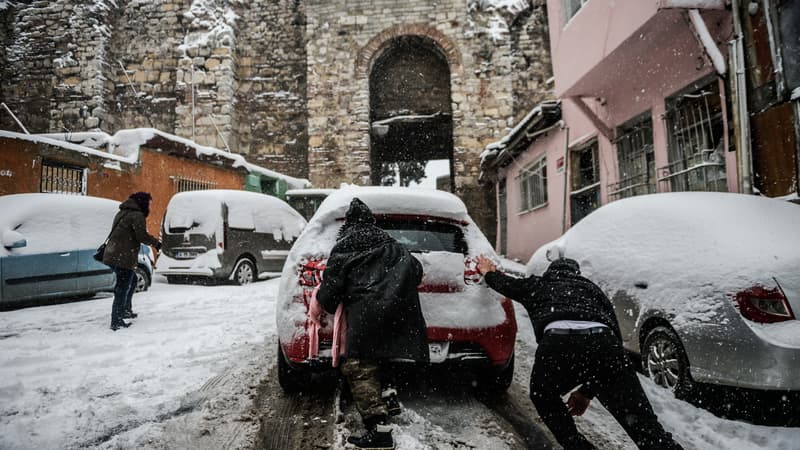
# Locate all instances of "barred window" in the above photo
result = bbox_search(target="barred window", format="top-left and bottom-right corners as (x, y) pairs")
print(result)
(519, 157), (547, 212)
(172, 176), (217, 193)
(40, 160), (86, 195)
(660, 79), (727, 192)
(610, 114), (655, 200)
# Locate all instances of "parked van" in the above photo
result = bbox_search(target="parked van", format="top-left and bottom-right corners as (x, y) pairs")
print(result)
(157, 190), (307, 285)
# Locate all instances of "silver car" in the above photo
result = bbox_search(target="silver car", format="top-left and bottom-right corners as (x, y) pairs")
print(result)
(527, 192), (800, 397)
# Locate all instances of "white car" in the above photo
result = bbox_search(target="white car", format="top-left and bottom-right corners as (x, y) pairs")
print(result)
(528, 192), (800, 398)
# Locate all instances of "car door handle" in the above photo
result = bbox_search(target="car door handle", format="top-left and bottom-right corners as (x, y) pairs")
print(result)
(634, 282), (648, 289)
(59, 252), (71, 257)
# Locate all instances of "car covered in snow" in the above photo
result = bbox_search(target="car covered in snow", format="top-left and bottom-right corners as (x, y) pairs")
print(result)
(157, 190), (307, 285)
(276, 186), (517, 392)
(0, 193), (151, 307)
(528, 192), (800, 397)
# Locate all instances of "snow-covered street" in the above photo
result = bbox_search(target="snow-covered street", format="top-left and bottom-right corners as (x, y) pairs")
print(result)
(1, 277), (799, 449)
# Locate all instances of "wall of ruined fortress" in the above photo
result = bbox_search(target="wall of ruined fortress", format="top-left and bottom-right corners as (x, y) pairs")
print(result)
(0, 0), (552, 240)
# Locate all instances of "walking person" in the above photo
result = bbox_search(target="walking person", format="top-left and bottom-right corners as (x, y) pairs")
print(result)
(475, 253), (683, 450)
(103, 192), (161, 331)
(311, 198), (428, 450)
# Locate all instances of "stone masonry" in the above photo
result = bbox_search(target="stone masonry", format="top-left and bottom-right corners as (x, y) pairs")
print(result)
(0, 0), (552, 239)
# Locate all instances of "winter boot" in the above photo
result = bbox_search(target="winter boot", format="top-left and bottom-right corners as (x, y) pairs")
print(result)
(346, 424), (394, 450)
(382, 388), (401, 416)
(123, 310), (138, 319)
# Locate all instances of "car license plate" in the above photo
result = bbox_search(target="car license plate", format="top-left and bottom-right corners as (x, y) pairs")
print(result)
(175, 251), (195, 259)
(428, 342), (449, 364)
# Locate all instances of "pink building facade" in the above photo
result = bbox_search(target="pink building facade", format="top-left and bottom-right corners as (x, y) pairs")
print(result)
(482, 0), (738, 262)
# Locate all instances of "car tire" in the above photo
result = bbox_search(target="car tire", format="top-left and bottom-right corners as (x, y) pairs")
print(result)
(233, 258), (256, 285)
(277, 344), (310, 393)
(643, 326), (694, 399)
(476, 354), (515, 393)
(134, 265), (150, 292)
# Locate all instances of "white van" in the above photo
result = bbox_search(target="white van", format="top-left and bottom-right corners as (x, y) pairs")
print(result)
(157, 190), (307, 285)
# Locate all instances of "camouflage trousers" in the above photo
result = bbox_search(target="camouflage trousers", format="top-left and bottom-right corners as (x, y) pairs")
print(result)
(340, 358), (388, 427)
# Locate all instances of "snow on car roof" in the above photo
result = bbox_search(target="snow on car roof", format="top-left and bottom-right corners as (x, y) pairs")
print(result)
(285, 188), (336, 196)
(527, 192), (800, 342)
(165, 190), (306, 241)
(313, 185), (471, 223)
(0, 193), (119, 256)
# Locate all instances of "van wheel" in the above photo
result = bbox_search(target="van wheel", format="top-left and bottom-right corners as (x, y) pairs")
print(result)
(233, 258), (255, 285)
(134, 265), (150, 292)
(643, 326), (694, 399)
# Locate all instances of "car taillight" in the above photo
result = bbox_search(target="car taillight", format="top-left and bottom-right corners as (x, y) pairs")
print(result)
(464, 256), (482, 285)
(299, 259), (326, 287)
(735, 285), (795, 323)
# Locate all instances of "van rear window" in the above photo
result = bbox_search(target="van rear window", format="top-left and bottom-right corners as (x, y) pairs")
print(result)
(377, 219), (467, 254)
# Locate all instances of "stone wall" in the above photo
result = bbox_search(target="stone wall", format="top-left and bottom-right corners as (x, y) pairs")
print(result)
(1, 0), (553, 239)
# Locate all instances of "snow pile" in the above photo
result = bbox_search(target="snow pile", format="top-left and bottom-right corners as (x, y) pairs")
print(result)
(0, 130), (136, 164)
(0, 280), (274, 449)
(0, 194), (118, 257)
(37, 131), (113, 149)
(179, 0), (240, 53)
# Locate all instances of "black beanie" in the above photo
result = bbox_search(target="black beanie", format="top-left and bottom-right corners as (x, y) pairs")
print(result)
(130, 191), (152, 217)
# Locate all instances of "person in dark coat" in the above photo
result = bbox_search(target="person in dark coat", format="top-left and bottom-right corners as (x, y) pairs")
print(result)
(476, 254), (683, 450)
(314, 198), (428, 450)
(103, 192), (161, 330)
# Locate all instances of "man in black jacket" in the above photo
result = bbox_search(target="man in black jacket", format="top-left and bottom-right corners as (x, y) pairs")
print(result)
(476, 254), (682, 450)
(315, 198), (428, 450)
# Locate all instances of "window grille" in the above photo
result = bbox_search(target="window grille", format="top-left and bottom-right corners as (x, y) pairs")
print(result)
(564, 0), (590, 22)
(172, 176), (217, 193)
(570, 141), (600, 225)
(659, 80), (727, 192)
(518, 157), (547, 212)
(609, 115), (656, 201)
(40, 160), (86, 195)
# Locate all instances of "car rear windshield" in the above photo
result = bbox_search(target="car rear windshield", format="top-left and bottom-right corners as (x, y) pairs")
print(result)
(376, 219), (467, 254)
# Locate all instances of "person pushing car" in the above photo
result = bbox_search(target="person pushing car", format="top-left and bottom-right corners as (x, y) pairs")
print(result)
(475, 251), (683, 450)
(311, 197), (429, 450)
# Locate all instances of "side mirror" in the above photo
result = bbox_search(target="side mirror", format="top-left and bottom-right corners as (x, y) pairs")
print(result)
(2, 230), (27, 249)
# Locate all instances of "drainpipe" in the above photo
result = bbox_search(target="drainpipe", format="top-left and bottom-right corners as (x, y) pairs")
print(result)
(730, 0), (754, 194)
(561, 125), (570, 234)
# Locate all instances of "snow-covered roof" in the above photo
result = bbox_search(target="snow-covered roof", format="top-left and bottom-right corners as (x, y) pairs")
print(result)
(479, 100), (562, 182)
(313, 186), (471, 224)
(165, 189), (306, 240)
(1, 128), (309, 189)
(0, 193), (119, 257)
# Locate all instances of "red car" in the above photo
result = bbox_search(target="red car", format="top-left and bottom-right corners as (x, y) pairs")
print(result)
(276, 187), (517, 392)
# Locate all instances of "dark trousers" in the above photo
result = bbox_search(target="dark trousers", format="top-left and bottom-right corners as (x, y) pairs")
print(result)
(530, 332), (683, 450)
(111, 267), (136, 325)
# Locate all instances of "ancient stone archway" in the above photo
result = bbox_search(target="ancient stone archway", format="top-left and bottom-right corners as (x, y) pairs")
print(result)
(358, 25), (461, 189)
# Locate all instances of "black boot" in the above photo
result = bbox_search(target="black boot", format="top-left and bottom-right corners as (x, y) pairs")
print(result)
(346, 424), (394, 450)
(382, 388), (401, 416)
(123, 310), (138, 319)
(110, 321), (131, 331)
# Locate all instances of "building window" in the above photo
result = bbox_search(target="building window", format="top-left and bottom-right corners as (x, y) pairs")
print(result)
(570, 141), (600, 225)
(609, 114), (656, 200)
(172, 176), (217, 193)
(519, 157), (547, 212)
(40, 160), (86, 195)
(564, 0), (590, 22)
(660, 79), (727, 192)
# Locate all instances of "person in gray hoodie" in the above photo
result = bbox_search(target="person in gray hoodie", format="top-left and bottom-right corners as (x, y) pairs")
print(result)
(103, 192), (161, 330)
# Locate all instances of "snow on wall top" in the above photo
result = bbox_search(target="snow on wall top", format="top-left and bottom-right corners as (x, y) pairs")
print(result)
(164, 189), (306, 241)
(0, 193), (118, 257)
(1, 128), (309, 189)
